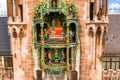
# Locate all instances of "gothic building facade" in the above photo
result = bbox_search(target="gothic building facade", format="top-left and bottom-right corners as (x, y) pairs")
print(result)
(7, 0), (108, 80)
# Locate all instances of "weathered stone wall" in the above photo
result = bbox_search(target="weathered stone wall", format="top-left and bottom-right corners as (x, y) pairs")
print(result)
(7, 0), (108, 80)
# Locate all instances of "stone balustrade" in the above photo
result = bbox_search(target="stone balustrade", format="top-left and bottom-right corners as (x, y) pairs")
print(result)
(102, 69), (120, 80)
(0, 68), (13, 80)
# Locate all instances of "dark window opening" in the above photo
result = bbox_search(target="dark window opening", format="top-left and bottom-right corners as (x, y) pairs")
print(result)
(36, 24), (41, 42)
(18, 5), (23, 21)
(90, 2), (94, 20)
(4, 57), (13, 67)
(69, 23), (76, 42)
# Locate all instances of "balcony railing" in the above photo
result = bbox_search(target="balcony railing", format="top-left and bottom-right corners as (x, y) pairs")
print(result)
(102, 69), (120, 80)
(0, 67), (120, 80)
(0, 68), (13, 80)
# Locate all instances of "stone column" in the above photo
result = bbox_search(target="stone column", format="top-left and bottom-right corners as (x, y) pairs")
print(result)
(94, 0), (97, 16)
(40, 24), (45, 70)
(95, 27), (103, 80)
(102, 0), (105, 15)
(87, 0), (90, 20)
(66, 23), (70, 70)
(32, 23), (37, 42)
(7, 0), (13, 17)
(1, 56), (4, 68)
(105, 0), (108, 16)
(12, 0), (16, 17)
(76, 23), (79, 43)
(66, 23), (69, 43)
(96, 0), (100, 14)
(66, 46), (70, 70)
(41, 45), (45, 70)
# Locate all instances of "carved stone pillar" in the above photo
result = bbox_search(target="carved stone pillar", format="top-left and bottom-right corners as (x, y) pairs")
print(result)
(40, 24), (45, 70)
(102, 0), (105, 16)
(66, 23), (69, 43)
(66, 46), (70, 70)
(94, 0), (97, 16)
(105, 0), (108, 16)
(76, 23), (79, 43)
(12, 0), (16, 17)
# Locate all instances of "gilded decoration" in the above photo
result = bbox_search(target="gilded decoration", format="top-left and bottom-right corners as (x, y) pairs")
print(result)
(33, 0), (79, 75)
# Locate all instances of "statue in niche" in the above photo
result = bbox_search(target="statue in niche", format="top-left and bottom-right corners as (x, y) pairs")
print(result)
(56, 20), (61, 27)
(97, 8), (102, 20)
(68, 6), (73, 18)
(43, 28), (49, 40)
(51, 19), (56, 26)
(51, 0), (57, 7)
(54, 49), (60, 63)
(61, 50), (66, 63)
(48, 50), (52, 64)
(62, 30), (66, 41)
(44, 50), (48, 63)
(54, 49), (58, 59)
(69, 29), (74, 42)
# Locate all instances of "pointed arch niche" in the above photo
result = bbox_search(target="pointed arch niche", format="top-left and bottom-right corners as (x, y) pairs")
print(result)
(88, 27), (94, 64)
(95, 27), (102, 68)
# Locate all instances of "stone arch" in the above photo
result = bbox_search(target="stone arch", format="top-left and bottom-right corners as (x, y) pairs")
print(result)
(96, 27), (102, 45)
(88, 27), (94, 37)
(19, 28), (25, 39)
(12, 28), (18, 38)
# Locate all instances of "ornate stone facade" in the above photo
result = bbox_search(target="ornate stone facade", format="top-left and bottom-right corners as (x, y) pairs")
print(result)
(7, 0), (108, 80)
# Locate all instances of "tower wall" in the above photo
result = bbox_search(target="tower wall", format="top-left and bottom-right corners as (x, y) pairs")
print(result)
(7, 0), (108, 80)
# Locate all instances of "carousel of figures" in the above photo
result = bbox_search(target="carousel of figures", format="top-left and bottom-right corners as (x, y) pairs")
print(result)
(44, 48), (66, 64)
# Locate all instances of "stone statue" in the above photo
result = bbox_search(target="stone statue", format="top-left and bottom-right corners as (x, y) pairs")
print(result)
(52, 0), (57, 7)
(51, 19), (56, 26)
(43, 28), (49, 40)
(97, 8), (102, 20)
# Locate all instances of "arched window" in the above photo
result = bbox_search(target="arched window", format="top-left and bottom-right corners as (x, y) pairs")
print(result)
(69, 23), (76, 42)
(36, 24), (41, 42)
(88, 27), (94, 37)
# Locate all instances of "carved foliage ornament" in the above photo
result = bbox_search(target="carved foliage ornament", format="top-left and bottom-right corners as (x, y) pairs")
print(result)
(34, 2), (78, 18)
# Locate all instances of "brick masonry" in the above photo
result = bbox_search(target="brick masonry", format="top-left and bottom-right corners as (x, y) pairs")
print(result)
(7, 0), (108, 80)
